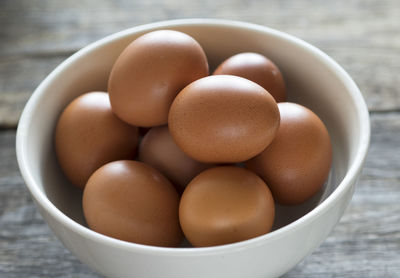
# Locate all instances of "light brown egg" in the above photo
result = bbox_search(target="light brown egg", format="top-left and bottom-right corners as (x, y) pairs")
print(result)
(168, 75), (280, 163)
(82, 160), (183, 247)
(108, 30), (209, 127)
(246, 102), (332, 206)
(213, 52), (286, 102)
(55, 92), (139, 189)
(179, 166), (275, 247)
(138, 125), (213, 192)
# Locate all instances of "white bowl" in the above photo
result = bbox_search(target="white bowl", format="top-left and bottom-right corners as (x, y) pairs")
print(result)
(16, 19), (370, 278)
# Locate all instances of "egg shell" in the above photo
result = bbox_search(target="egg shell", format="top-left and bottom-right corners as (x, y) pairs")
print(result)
(82, 160), (183, 247)
(245, 102), (332, 205)
(108, 30), (209, 127)
(55, 92), (139, 189)
(168, 75), (280, 163)
(213, 52), (286, 102)
(179, 166), (275, 247)
(138, 125), (213, 192)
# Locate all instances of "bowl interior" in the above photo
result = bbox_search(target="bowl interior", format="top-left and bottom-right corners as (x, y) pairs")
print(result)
(19, 21), (362, 240)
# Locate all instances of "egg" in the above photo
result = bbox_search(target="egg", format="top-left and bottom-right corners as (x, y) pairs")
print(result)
(108, 30), (209, 127)
(179, 166), (275, 247)
(82, 160), (183, 247)
(138, 125), (213, 192)
(55, 92), (139, 189)
(213, 52), (286, 102)
(245, 102), (332, 205)
(168, 75), (280, 163)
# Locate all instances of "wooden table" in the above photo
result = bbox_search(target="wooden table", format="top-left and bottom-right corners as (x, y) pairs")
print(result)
(1, 0), (399, 277)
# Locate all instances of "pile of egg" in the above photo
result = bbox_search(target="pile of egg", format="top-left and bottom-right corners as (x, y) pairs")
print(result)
(55, 30), (332, 248)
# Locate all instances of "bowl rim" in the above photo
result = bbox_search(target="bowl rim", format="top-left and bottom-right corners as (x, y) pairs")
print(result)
(16, 18), (370, 256)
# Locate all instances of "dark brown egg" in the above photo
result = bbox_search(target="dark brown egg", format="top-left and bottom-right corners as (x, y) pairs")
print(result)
(82, 160), (183, 247)
(108, 30), (209, 127)
(179, 166), (275, 247)
(168, 75), (280, 163)
(138, 125), (213, 192)
(246, 102), (332, 205)
(213, 52), (286, 102)
(55, 92), (139, 189)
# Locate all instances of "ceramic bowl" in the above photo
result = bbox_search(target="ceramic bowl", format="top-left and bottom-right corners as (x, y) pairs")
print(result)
(16, 19), (370, 278)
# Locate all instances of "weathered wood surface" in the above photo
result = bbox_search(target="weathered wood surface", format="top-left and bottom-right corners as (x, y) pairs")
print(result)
(1, 113), (399, 277)
(1, 0), (400, 277)
(0, 0), (400, 126)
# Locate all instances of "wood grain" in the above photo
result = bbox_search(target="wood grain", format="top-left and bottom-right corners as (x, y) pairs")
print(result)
(1, 113), (399, 277)
(0, 55), (67, 127)
(0, 0), (399, 126)
(1, 0), (399, 276)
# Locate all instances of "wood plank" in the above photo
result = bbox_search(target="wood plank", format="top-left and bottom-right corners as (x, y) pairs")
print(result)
(0, 55), (67, 127)
(1, 0), (399, 57)
(0, 0), (399, 127)
(1, 112), (400, 277)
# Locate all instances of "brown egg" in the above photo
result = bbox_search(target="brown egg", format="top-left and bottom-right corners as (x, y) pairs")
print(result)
(82, 160), (183, 247)
(168, 75), (280, 163)
(55, 92), (139, 189)
(179, 166), (275, 247)
(246, 102), (332, 205)
(138, 125), (213, 192)
(213, 52), (286, 102)
(108, 30), (209, 127)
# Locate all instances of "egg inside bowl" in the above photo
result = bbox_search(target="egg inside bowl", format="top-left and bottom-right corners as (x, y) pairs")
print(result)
(16, 19), (370, 278)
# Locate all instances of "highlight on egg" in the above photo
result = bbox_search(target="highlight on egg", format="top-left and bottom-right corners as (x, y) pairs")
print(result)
(54, 92), (139, 189)
(108, 29), (209, 127)
(168, 75), (280, 163)
(213, 52), (286, 102)
(179, 166), (275, 247)
(82, 160), (183, 247)
(246, 102), (332, 205)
